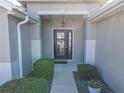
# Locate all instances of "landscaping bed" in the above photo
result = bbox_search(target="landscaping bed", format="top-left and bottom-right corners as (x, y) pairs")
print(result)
(77, 64), (99, 80)
(74, 64), (115, 93)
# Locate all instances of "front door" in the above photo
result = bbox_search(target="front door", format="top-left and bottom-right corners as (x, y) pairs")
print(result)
(54, 29), (72, 60)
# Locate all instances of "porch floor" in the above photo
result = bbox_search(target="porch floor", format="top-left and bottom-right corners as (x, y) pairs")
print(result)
(50, 62), (80, 93)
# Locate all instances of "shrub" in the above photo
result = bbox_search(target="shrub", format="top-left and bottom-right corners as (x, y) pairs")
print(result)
(32, 58), (54, 80)
(77, 64), (98, 80)
(88, 80), (103, 88)
(0, 78), (48, 93)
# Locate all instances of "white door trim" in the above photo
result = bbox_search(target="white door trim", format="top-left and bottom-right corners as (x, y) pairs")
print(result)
(52, 28), (74, 61)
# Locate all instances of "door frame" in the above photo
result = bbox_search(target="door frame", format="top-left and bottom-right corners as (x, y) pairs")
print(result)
(52, 28), (74, 61)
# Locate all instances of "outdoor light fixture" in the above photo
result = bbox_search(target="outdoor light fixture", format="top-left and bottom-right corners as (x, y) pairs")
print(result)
(61, 16), (66, 27)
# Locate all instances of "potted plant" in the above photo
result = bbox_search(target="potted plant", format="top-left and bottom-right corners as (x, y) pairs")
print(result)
(88, 80), (103, 93)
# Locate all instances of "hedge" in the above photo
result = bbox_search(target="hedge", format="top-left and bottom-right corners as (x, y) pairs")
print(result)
(32, 58), (54, 80)
(0, 78), (48, 93)
(77, 64), (98, 80)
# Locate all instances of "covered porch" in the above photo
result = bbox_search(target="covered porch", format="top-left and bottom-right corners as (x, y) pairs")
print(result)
(35, 10), (96, 65)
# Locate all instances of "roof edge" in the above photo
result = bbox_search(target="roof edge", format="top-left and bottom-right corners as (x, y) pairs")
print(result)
(88, 0), (124, 23)
(0, 0), (38, 23)
(8, 8), (39, 23)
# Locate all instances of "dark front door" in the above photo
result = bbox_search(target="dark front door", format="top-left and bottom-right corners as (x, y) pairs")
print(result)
(54, 29), (72, 60)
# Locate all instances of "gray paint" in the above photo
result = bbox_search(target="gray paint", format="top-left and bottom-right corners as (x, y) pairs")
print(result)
(0, 7), (11, 63)
(0, 7), (33, 80)
(8, 15), (32, 78)
(19, 0), (99, 4)
(0, 7), (12, 85)
(95, 11), (124, 93)
(30, 21), (42, 62)
(27, 3), (100, 18)
(30, 22), (41, 40)
(21, 24), (32, 77)
(26, 2), (100, 61)
(84, 19), (96, 65)
(42, 16), (84, 62)
(8, 15), (20, 79)
(85, 21), (96, 40)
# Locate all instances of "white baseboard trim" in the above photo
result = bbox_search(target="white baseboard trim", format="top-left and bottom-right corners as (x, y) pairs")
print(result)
(0, 62), (12, 85)
(84, 40), (96, 66)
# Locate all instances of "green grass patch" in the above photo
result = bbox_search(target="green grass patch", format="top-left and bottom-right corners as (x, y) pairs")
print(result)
(32, 58), (54, 81)
(0, 78), (48, 93)
(77, 64), (98, 80)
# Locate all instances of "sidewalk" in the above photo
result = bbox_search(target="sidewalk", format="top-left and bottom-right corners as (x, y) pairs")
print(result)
(50, 64), (78, 93)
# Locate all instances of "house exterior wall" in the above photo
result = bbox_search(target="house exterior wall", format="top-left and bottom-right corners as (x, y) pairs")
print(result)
(84, 20), (96, 66)
(27, 3), (100, 18)
(21, 24), (32, 77)
(8, 15), (20, 79)
(30, 22), (42, 63)
(95, 11), (124, 93)
(26, 3), (99, 62)
(8, 15), (32, 78)
(42, 17), (85, 62)
(0, 7), (12, 85)
(19, 0), (98, 3)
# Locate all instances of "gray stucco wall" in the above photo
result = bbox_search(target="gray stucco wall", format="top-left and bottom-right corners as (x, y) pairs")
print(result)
(8, 15), (20, 79)
(8, 15), (32, 78)
(30, 21), (42, 63)
(26, 2), (100, 62)
(0, 7), (11, 63)
(95, 11), (124, 93)
(21, 24), (32, 77)
(84, 19), (96, 65)
(42, 16), (85, 62)
(0, 7), (12, 85)
(27, 3), (100, 18)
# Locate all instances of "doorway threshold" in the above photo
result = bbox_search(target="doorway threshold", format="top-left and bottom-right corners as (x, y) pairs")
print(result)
(55, 60), (68, 64)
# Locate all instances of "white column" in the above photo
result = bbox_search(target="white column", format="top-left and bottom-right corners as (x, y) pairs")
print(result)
(84, 15), (96, 66)
(31, 17), (42, 64)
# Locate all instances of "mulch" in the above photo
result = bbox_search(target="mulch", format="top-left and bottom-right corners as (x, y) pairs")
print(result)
(73, 71), (115, 93)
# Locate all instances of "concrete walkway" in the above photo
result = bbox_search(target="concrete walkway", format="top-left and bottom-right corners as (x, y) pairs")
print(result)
(50, 63), (78, 93)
